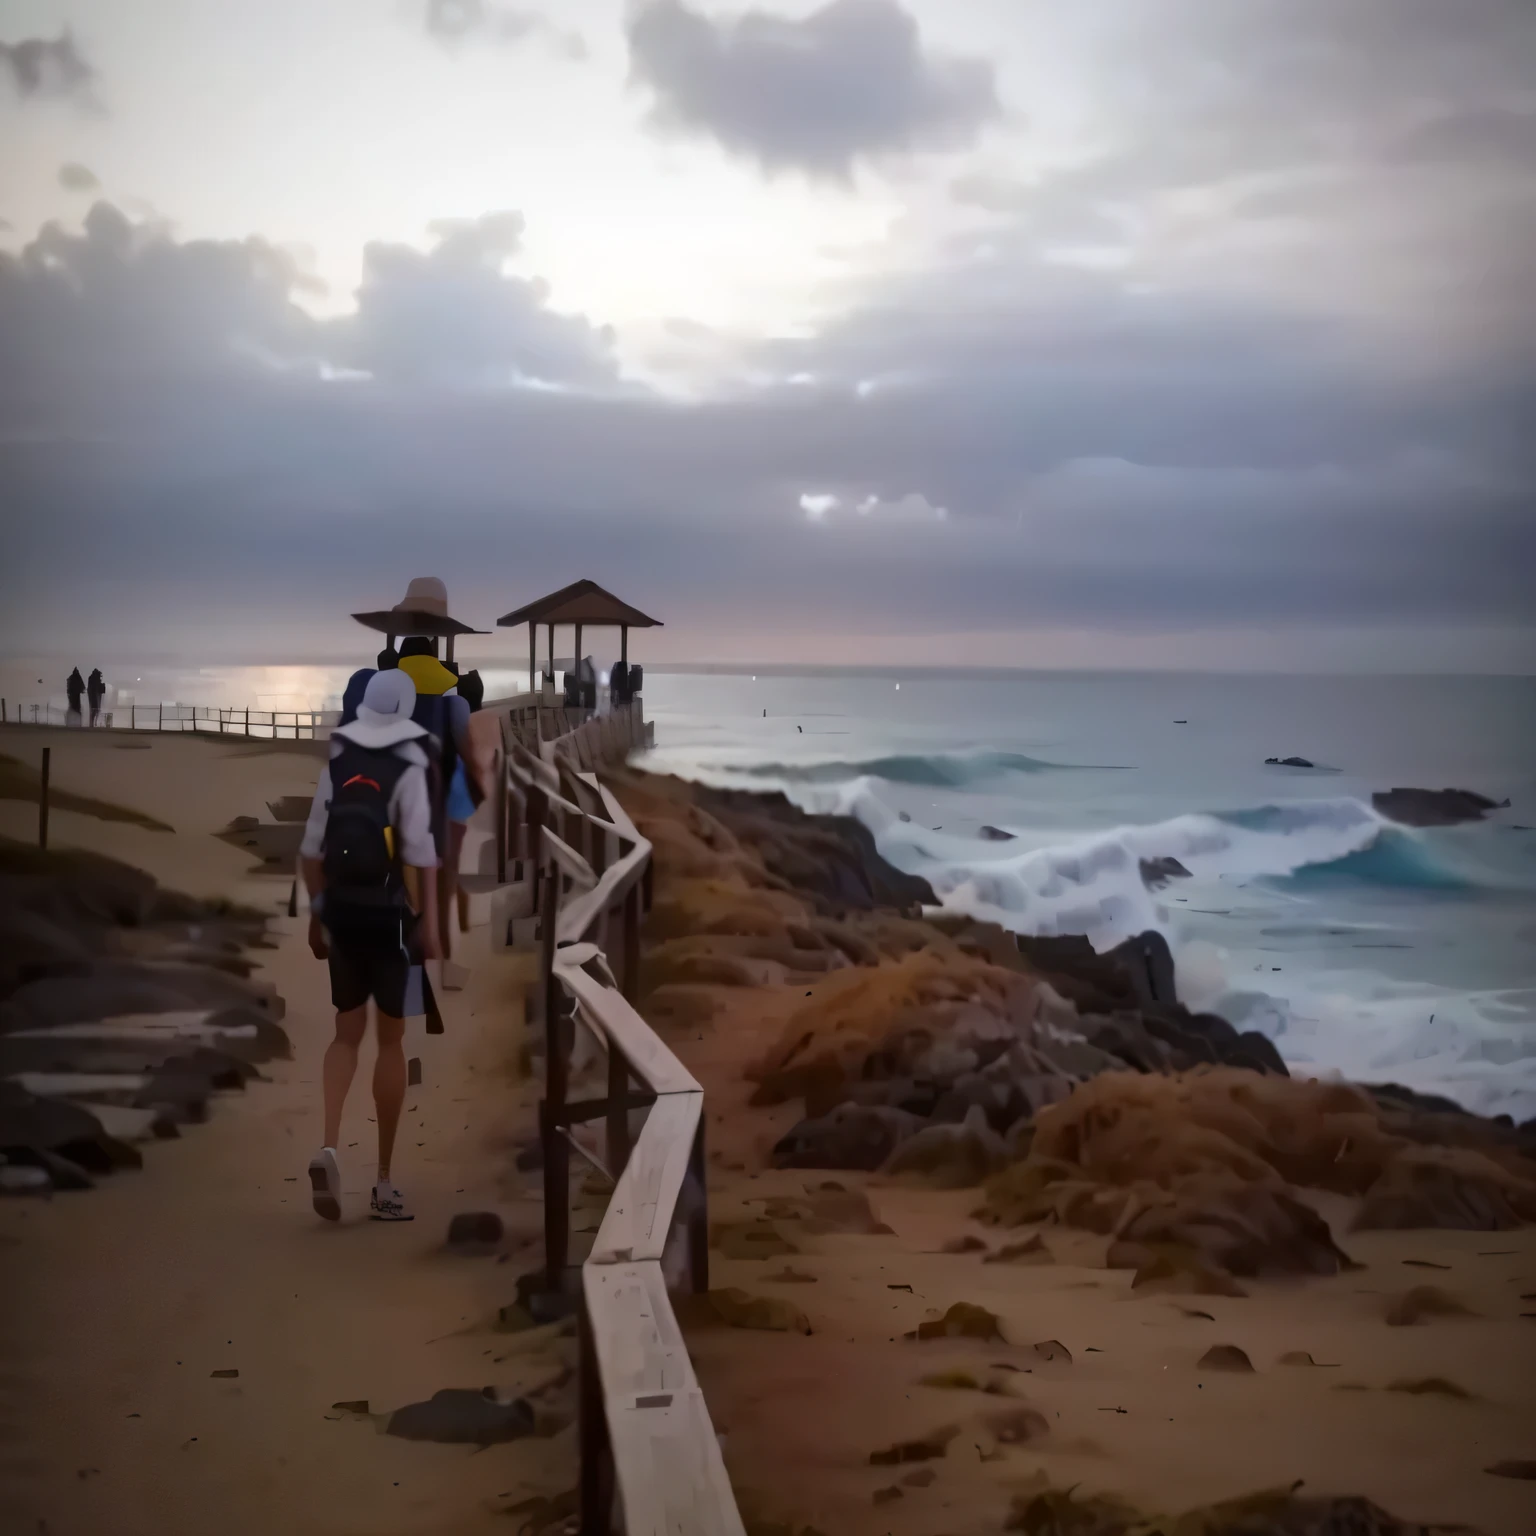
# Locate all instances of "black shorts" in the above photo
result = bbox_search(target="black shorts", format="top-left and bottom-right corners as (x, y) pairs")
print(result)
(326, 924), (419, 1018)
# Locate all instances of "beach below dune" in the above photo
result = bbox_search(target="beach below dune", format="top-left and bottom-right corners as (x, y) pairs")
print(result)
(0, 727), (579, 1536)
(603, 765), (1536, 1536)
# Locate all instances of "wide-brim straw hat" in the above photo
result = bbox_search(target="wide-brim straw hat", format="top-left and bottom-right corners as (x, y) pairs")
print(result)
(352, 576), (489, 639)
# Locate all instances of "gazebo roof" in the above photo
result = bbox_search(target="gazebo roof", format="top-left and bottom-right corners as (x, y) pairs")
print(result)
(496, 579), (662, 629)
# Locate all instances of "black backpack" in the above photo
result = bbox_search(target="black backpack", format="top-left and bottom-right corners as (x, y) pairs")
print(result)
(322, 743), (410, 928)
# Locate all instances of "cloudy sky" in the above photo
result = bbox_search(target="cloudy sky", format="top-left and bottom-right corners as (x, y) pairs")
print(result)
(1, 0), (1533, 671)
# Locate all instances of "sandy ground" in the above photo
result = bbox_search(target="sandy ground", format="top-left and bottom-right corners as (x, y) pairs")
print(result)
(6, 727), (1536, 1536)
(665, 977), (1536, 1535)
(0, 726), (574, 1536)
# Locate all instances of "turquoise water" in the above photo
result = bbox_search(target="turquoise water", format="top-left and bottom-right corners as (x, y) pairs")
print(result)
(638, 670), (1536, 1122)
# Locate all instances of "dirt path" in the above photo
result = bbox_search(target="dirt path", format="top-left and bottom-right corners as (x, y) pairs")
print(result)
(0, 734), (569, 1536)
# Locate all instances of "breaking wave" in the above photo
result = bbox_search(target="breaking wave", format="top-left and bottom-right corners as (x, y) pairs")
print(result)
(707, 749), (1130, 788)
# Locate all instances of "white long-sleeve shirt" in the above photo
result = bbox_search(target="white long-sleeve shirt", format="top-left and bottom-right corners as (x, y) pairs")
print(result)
(298, 737), (439, 868)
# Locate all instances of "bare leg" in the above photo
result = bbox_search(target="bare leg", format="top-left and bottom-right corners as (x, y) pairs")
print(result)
(322, 1006), (368, 1147)
(439, 821), (467, 960)
(373, 1011), (407, 1181)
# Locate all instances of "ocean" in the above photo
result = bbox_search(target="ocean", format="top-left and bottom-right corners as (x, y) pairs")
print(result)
(639, 669), (1536, 1124)
(5, 660), (1533, 1120)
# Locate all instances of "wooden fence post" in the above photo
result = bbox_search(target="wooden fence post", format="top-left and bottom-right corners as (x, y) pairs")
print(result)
(539, 863), (570, 1294)
(687, 1117), (709, 1295)
(577, 1300), (614, 1535)
(38, 747), (50, 850)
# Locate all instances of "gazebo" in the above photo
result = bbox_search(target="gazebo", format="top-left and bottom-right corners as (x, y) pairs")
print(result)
(496, 580), (662, 699)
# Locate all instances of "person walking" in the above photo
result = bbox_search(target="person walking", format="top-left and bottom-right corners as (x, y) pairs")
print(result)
(299, 670), (441, 1223)
(86, 668), (105, 727)
(65, 668), (84, 725)
(394, 636), (474, 965)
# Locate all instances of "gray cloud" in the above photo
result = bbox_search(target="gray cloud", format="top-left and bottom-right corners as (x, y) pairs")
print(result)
(58, 162), (100, 192)
(626, 0), (998, 177)
(0, 28), (95, 104)
(2, 0), (1534, 662)
(424, 0), (586, 60)
(337, 212), (617, 386)
(0, 204), (614, 397)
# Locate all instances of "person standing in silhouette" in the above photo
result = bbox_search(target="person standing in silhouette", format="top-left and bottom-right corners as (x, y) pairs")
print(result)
(86, 668), (105, 727)
(66, 668), (85, 726)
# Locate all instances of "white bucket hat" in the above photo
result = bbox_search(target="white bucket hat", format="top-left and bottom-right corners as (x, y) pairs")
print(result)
(333, 670), (426, 750)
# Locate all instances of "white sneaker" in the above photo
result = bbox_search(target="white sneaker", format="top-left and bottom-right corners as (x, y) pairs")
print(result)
(370, 1181), (414, 1222)
(308, 1147), (342, 1222)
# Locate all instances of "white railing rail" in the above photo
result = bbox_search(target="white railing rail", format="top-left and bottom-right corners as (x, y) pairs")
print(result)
(503, 736), (743, 1536)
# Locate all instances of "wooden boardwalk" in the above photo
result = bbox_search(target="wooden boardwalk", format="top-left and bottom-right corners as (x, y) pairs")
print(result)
(492, 700), (744, 1535)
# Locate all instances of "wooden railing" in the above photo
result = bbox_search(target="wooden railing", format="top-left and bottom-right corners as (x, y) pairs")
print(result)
(501, 733), (744, 1535)
(1, 700), (336, 739)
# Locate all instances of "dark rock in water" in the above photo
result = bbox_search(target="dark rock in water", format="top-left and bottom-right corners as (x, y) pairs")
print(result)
(1372, 787), (1510, 827)
(1014, 930), (1288, 1077)
(1106, 931), (1179, 1007)
(447, 1211), (505, 1252)
(1364, 1082), (1476, 1119)
(386, 1387), (535, 1445)
(772, 1103), (921, 1171)
(674, 782), (937, 914)
(978, 825), (1015, 842)
(1265, 756), (1316, 768)
(898, 811), (912, 823)
(1138, 856), (1192, 890)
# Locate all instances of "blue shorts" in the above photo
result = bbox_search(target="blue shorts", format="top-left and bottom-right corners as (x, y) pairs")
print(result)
(447, 760), (475, 824)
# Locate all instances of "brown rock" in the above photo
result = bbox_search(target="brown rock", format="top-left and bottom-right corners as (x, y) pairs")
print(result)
(686, 1288), (813, 1335)
(771, 1104), (922, 1171)
(939, 1235), (988, 1254)
(984, 1233), (1053, 1265)
(882, 1105), (1008, 1189)
(868, 1424), (958, 1465)
(1033, 1339), (1072, 1364)
(1127, 1249), (1250, 1298)
(1197, 1345), (1255, 1372)
(1485, 1461), (1536, 1479)
(1388, 1377), (1472, 1399)
(908, 1303), (1006, 1342)
(901, 1467), (937, 1487)
(1355, 1149), (1536, 1231)
(710, 1221), (799, 1261)
(919, 1370), (980, 1391)
(984, 1406), (1051, 1444)
(1384, 1286), (1475, 1326)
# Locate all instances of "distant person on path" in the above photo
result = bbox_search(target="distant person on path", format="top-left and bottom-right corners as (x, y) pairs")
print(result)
(66, 668), (84, 725)
(299, 670), (441, 1223)
(86, 668), (104, 726)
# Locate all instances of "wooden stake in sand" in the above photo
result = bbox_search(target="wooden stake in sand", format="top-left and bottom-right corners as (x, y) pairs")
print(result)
(38, 747), (50, 850)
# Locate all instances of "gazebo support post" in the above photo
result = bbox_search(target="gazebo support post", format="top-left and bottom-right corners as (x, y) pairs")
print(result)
(574, 623), (583, 709)
(529, 620), (536, 696)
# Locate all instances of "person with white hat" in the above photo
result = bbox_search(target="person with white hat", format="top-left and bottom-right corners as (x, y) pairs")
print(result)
(297, 669), (442, 1223)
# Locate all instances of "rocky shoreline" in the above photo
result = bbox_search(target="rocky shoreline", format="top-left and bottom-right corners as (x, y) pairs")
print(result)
(0, 836), (289, 1191)
(609, 766), (1536, 1281)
